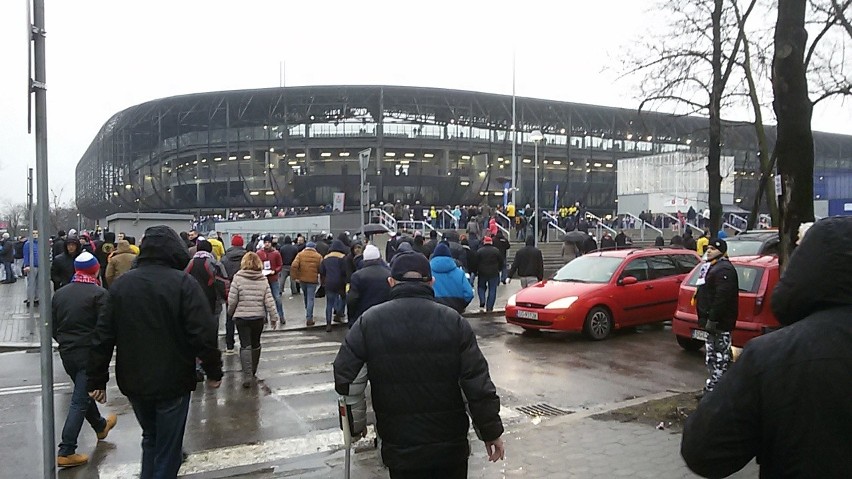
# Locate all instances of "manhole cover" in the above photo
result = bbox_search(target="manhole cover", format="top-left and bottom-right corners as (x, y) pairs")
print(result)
(516, 403), (572, 417)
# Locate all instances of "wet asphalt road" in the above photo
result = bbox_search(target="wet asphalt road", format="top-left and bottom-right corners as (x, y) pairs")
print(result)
(0, 317), (708, 478)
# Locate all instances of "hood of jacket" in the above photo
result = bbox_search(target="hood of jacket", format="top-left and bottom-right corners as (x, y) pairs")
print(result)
(772, 217), (852, 325)
(235, 269), (265, 281)
(330, 239), (349, 254)
(136, 225), (190, 270)
(64, 237), (81, 256)
(115, 240), (133, 254)
(430, 255), (460, 274)
(224, 246), (247, 260)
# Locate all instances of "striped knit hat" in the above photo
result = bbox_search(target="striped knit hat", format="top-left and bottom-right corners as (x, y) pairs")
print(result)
(74, 252), (100, 276)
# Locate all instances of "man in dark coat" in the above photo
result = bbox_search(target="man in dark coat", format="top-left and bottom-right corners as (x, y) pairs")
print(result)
(422, 229), (439, 258)
(52, 230), (67, 260)
(0, 233), (16, 283)
(493, 231), (511, 283)
(682, 217), (852, 478)
(508, 237), (544, 288)
(333, 252), (504, 477)
(88, 225), (222, 479)
(51, 236), (81, 290)
(694, 238), (738, 397)
(320, 239), (350, 331)
(278, 235), (299, 296)
(471, 236), (504, 313)
(682, 229), (697, 251)
(614, 229), (627, 248)
(52, 252), (117, 467)
(346, 244), (391, 326)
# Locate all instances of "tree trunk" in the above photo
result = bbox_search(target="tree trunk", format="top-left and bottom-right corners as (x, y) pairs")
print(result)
(707, 0), (724, 235)
(773, 0), (815, 269)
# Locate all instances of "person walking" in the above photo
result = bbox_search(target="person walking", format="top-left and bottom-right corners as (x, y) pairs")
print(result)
(493, 231), (510, 283)
(1, 233), (18, 284)
(52, 252), (118, 468)
(257, 235), (285, 323)
(695, 229), (711, 255)
(430, 242), (474, 313)
(346, 244), (391, 326)
(681, 217), (852, 478)
(104, 239), (135, 288)
(466, 215), (482, 239)
(508, 237), (544, 288)
(87, 226), (222, 479)
(471, 236), (504, 313)
(320, 240), (349, 332)
(333, 252), (504, 478)
(278, 235), (299, 297)
(227, 252), (280, 388)
(22, 231), (40, 307)
(220, 235), (248, 354)
(291, 241), (323, 326)
(693, 238), (738, 399)
(206, 231), (226, 261)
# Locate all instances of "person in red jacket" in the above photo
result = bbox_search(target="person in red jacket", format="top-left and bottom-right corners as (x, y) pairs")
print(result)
(257, 236), (284, 320)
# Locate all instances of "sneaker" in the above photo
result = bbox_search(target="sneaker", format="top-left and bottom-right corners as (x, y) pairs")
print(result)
(333, 314), (345, 324)
(97, 414), (118, 440)
(479, 306), (485, 313)
(326, 325), (333, 332)
(306, 319), (316, 327)
(57, 454), (88, 468)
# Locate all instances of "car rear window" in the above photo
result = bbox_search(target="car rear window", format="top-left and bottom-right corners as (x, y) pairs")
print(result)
(685, 263), (764, 293)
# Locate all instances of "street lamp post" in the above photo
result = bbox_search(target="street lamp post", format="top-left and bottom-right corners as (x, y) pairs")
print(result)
(530, 130), (544, 247)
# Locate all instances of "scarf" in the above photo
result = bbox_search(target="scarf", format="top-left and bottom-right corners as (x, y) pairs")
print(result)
(71, 273), (101, 286)
(193, 250), (215, 261)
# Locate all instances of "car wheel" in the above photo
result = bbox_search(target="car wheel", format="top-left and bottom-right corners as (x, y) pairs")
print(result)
(676, 335), (704, 351)
(584, 307), (613, 340)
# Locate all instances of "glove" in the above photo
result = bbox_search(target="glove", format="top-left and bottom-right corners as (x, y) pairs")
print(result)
(705, 320), (719, 334)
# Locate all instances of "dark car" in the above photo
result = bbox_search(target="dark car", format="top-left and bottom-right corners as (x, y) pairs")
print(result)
(724, 230), (779, 257)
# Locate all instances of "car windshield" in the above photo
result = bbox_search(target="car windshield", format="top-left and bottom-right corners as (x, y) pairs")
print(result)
(552, 256), (624, 283)
(686, 263), (764, 293)
(726, 240), (764, 257)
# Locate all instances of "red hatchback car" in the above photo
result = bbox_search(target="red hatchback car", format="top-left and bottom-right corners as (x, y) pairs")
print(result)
(506, 248), (700, 340)
(672, 255), (781, 350)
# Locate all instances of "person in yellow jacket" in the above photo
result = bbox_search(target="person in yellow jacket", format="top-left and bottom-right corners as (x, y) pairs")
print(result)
(506, 203), (516, 220)
(207, 232), (226, 260)
(696, 229), (711, 255)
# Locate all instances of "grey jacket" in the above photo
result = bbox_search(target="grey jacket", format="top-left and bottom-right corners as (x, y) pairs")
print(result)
(227, 269), (280, 322)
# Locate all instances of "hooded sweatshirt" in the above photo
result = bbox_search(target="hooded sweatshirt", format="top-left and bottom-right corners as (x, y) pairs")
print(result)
(51, 237), (82, 289)
(681, 217), (852, 478)
(430, 242), (474, 313)
(320, 240), (349, 294)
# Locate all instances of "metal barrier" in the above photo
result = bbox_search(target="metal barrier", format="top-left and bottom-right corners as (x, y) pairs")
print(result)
(542, 211), (567, 242)
(660, 212), (703, 235)
(584, 212), (617, 237)
(397, 220), (442, 238)
(622, 212), (663, 241)
(369, 208), (397, 233)
(440, 209), (457, 229)
(493, 210), (512, 238)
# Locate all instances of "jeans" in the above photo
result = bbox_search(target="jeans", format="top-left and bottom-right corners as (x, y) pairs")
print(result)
(520, 276), (538, 288)
(235, 318), (264, 349)
(26, 266), (39, 301)
(390, 461), (467, 479)
(325, 291), (344, 325)
(1, 261), (14, 282)
(268, 280), (284, 320)
(302, 283), (318, 319)
(500, 261), (508, 283)
(130, 394), (191, 479)
(225, 314), (236, 350)
(477, 275), (500, 311)
(279, 266), (297, 295)
(58, 365), (106, 456)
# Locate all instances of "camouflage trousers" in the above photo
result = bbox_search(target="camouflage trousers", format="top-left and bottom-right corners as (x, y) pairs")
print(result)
(704, 331), (732, 392)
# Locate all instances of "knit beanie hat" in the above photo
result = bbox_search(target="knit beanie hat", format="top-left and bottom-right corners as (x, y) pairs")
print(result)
(197, 239), (213, 252)
(483, 236), (493, 244)
(363, 244), (381, 261)
(74, 252), (100, 276)
(433, 242), (452, 258)
(231, 235), (244, 247)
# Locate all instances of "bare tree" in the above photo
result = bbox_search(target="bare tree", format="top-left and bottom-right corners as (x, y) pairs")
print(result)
(1, 201), (29, 237)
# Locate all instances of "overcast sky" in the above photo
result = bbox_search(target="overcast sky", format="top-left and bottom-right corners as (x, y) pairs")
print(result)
(1, 0), (850, 208)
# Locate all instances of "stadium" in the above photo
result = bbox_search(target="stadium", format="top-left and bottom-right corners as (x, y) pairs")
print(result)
(76, 85), (852, 219)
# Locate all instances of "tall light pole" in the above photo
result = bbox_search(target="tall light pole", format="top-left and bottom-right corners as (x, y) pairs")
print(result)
(531, 130), (543, 247)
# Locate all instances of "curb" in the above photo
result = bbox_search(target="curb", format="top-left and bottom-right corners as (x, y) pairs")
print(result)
(463, 309), (506, 318)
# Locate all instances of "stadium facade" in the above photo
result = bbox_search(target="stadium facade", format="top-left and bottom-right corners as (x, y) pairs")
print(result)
(76, 85), (852, 219)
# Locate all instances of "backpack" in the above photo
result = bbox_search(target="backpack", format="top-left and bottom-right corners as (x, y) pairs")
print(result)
(185, 257), (230, 301)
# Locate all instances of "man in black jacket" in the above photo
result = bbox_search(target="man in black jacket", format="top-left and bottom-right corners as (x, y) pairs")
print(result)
(333, 252), (504, 478)
(682, 217), (852, 478)
(88, 225), (222, 479)
(278, 235), (299, 296)
(694, 238), (738, 397)
(472, 236), (504, 313)
(346, 244), (391, 326)
(508, 236), (544, 288)
(422, 229), (439, 258)
(52, 252), (117, 468)
(0, 233), (16, 283)
(51, 236), (81, 290)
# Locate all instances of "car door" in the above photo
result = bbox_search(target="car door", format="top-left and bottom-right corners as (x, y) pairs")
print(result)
(615, 258), (654, 325)
(644, 254), (684, 322)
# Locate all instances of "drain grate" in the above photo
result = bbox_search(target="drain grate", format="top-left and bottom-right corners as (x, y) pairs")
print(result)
(516, 403), (572, 417)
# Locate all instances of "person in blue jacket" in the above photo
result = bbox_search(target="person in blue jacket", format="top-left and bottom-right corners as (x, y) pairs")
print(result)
(430, 242), (474, 313)
(23, 232), (40, 306)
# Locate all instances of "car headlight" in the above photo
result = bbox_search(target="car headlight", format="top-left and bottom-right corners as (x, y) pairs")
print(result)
(544, 296), (579, 310)
(507, 294), (517, 307)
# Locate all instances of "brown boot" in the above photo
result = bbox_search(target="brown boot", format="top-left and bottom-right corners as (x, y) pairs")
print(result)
(97, 413), (118, 440)
(57, 454), (89, 468)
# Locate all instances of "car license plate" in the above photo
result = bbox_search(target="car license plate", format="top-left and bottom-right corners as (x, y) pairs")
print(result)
(517, 310), (538, 320)
(691, 329), (709, 341)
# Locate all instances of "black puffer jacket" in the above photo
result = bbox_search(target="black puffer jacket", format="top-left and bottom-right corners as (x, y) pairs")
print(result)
(346, 259), (391, 324)
(279, 241), (298, 266)
(88, 225), (222, 400)
(508, 238), (544, 280)
(471, 244), (504, 278)
(333, 282), (503, 470)
(52, 281), (109, 369)
(50, 237), (81, 289)
(682, 217), (852, 478)
(694, 257), (738, 331)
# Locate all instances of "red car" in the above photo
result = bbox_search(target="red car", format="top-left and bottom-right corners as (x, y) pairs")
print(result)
(506, 248), (700, 340)
(672, 255), (781, 350)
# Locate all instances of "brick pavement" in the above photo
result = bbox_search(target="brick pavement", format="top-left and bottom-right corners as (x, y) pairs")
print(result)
(0, 279), (40, 348)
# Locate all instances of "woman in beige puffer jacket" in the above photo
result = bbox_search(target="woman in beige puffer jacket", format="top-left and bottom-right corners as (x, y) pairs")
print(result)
(227, 252), (281, 387)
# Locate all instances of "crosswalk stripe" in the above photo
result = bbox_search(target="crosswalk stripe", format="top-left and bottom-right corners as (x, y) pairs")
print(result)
(0, 383), (71, 396)
(270, 364), (334, 377)
(270, 382), (336, 397)
(262, 341), (340, 353)
(259, 349), (338, 362)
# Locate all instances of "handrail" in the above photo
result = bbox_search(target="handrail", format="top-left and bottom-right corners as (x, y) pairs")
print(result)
(728, 213), (749, 231)
(440, 208), (455, 228)
(546, 219), (568, 242)
(623, 212), (662, 241)
(397, 220), (443, 238)
(660, 212), (703, 235)
(584, 212), (617, 236)
(723, 221), (744, 234)
(495, 210), (512, 231)
(370, 208), (397, 233)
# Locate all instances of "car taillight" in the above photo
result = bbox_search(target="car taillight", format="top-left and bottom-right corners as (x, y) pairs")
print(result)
(754, 295), (765, 315)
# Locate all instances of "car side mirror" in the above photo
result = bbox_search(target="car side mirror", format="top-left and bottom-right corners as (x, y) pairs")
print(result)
(619, 276), (638, 286)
